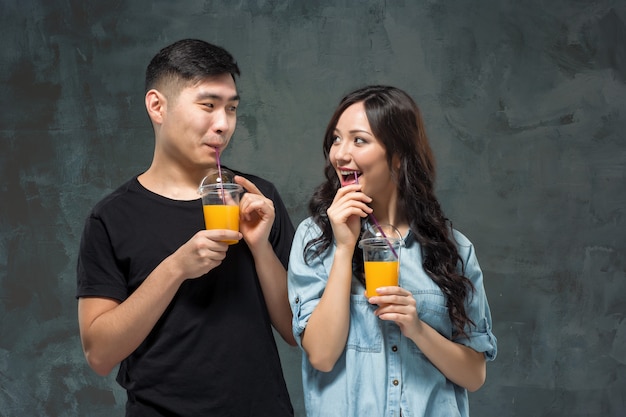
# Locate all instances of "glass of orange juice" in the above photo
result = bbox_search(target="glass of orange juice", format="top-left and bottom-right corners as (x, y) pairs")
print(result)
(198, 169), (242, 245)
(358, 224), (403, 298)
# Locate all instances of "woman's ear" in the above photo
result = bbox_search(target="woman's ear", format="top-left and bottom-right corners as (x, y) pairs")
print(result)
(392, 154), (402, 171)
(145, 89), (166, 125)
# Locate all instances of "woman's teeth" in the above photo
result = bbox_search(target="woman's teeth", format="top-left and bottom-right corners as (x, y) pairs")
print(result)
(340, 171), (360, 183)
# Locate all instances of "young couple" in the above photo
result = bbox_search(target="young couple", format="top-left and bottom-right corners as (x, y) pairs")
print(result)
(77, 39), (497, 417)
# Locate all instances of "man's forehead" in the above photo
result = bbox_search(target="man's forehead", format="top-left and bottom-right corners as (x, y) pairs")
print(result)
(189, 77), (239, 101)
(194, 90), (240, 101)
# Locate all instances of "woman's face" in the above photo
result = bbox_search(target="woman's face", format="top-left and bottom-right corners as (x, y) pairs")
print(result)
(329, 101), (396, 201)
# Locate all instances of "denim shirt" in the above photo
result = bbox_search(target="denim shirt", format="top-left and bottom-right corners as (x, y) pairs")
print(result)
(288, 218), (497, 417)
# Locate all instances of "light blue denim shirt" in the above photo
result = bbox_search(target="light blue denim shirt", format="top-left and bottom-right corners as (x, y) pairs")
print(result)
(288, 218), (497, 417)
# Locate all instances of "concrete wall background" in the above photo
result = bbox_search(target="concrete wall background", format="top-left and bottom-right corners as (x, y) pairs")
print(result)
(1, 0), (624, 415)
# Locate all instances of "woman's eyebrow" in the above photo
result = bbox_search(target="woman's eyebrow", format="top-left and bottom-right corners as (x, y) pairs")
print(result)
(333, 128), (371, 135)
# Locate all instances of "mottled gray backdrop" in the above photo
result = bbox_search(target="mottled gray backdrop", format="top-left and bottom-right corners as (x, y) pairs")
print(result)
(1, 0), (624, 416)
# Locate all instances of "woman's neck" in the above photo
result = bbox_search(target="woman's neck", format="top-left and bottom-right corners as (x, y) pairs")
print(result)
(370, 198), (409, 235)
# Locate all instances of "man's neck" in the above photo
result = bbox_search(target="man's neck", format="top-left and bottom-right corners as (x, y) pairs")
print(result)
(138, 163), (210, 201)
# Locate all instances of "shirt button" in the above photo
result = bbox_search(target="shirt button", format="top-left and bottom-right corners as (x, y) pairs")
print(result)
(392, 345), (398, 352)
(295, 297), (300, 303)
(393, 379), (399, 386)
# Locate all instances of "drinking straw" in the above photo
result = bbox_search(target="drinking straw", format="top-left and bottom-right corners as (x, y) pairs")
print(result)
(214, 147), (226, 203)
(354, 172), (399, 258)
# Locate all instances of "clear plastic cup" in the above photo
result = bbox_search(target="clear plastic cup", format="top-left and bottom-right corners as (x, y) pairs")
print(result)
(198, 168), (242, 245)
(358, 224), (403, 297)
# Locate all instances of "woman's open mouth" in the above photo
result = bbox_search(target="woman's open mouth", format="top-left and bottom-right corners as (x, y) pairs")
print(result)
(339, 170), (361, 187)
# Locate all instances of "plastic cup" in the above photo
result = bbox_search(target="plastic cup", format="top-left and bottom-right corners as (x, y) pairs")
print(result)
(198, 169), (242, 245)
(358, 224), (403, 298)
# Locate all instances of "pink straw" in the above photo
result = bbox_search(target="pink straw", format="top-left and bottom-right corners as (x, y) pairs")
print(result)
(214, 147), (226, 203)
(355, 172), (399, 258)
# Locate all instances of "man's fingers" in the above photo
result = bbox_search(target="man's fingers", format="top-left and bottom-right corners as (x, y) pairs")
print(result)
(234, 175), (263, 196)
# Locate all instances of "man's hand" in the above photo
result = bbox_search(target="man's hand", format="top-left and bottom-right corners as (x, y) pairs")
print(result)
(234, 175), (275, 247)
(168, 229), (240, 279)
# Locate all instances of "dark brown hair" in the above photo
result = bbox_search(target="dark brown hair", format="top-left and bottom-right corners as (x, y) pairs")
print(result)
(305, 85), (475, 338)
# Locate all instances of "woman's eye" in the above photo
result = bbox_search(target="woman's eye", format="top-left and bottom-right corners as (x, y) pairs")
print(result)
(354, 137), (366, 144)
(332, 136), (341, 143)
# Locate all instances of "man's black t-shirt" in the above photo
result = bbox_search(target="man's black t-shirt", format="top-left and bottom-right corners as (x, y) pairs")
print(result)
(77, 170), (295, 416)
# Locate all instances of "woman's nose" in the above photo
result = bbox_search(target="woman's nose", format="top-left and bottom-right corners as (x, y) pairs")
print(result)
(333, 141), (352, 162)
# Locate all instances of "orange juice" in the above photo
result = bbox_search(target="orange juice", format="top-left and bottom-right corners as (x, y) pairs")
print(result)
(203, 205), (240, 244)
(364, 260), (399, 297)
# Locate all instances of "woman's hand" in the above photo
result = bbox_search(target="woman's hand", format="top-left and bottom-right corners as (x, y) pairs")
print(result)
(368, 286), (423, 339)
(326, 184), (372, 248)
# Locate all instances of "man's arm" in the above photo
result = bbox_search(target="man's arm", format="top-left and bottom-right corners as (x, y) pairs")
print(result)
(248, 241), (296, 345)
(78, 229), (238, 375)
(235, 176), (296, 346)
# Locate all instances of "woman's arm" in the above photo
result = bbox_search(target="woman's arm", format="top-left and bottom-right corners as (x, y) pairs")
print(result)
(300, 184), (372, 371)
(300, 245), (355, 371)
(370, 287), (486, 391)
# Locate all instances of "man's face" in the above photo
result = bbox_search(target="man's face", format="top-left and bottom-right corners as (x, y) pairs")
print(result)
(157, 73), (240, 169)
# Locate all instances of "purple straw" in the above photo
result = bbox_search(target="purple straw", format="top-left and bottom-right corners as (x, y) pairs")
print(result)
(354, 172), (398, 258)
(214, 147), (226, 203)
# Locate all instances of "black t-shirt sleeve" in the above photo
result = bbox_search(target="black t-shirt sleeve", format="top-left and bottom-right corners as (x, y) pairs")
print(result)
(263, 182), (296, 269)
(230, 167), (295, 269)
(76, 212), (128, 301)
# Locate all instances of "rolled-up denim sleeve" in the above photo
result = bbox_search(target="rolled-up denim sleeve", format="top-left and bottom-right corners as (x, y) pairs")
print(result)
(453, 230), (498, 361)
(288, 218), (332, 348)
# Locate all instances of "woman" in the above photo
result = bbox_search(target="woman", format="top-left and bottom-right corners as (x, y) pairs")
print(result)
(288, 85), (497, 416)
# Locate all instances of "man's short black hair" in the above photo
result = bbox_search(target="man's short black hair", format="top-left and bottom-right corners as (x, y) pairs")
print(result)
(145, 39), (240, 94)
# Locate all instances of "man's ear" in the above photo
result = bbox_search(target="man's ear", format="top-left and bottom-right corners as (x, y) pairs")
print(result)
(145, 89), (166, 124)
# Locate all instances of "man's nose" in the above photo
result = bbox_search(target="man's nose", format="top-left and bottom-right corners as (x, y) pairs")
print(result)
(212, 109), (231, 134)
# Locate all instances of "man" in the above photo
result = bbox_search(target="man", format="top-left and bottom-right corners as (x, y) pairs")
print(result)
(77, 39), (295, 416)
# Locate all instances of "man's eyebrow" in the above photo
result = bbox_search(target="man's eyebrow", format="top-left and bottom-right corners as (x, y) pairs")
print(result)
(197, 92), (240, 101)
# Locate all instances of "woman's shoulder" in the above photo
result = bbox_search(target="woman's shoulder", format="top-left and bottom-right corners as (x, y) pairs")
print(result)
(293, 217), (333, 258)
(450, 228), (476, 256)
(451, 228), (471, 246)
(450, 228), (482, 268)
(296, 217), (322, 237)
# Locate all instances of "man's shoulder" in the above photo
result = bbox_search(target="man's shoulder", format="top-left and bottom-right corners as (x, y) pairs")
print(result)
(229, 167), (270, 183)
(90, 176), (141, 215)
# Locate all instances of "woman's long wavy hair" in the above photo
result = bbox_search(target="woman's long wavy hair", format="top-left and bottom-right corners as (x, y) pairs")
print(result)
(305, 85), (475, 338)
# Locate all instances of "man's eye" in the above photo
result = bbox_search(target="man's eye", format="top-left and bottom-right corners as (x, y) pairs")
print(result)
(228, 105), (238, 112)
(204, 103), (215, 109)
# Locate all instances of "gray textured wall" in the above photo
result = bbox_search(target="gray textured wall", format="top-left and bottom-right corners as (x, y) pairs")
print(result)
(1, 0), (625, 416)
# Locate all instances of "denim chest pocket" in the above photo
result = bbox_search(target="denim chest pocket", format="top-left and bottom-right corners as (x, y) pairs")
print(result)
(410, 291), (452, 353)
(346, 294), (383, 352)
